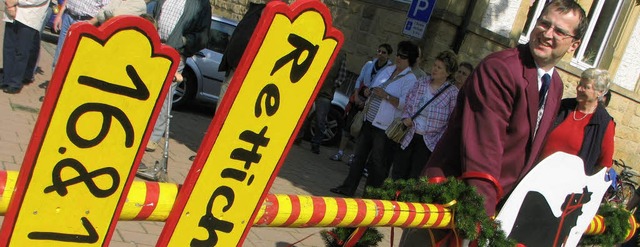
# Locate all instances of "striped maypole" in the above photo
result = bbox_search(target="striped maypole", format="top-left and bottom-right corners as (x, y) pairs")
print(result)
(0, 170), (636, 242)
(584, 214), (606, 235)
(253, 194), (453, 229)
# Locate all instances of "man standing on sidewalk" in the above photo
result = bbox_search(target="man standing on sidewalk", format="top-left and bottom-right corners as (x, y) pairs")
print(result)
(2, 0), (49, 94)
(145, 0), (211, 152)
(52, 0), (110, 67)
(309, 50), (347, 154)
(37, 0), (109, 100)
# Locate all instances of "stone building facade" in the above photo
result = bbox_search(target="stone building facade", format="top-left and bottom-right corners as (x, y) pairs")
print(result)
(211, 0), (640, 171)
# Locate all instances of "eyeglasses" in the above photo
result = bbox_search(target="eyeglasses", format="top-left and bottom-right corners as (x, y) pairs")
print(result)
(397, 54), (408, 60)
(377, 49), (388, 55)
(535, 18), (576, 40)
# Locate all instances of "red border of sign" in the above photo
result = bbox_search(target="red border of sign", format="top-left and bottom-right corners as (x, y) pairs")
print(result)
(0, 16), (180, 246)
(157, 0), (344, 245)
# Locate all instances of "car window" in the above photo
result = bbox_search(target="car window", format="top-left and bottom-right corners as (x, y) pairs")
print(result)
(209, 20), (236, 53)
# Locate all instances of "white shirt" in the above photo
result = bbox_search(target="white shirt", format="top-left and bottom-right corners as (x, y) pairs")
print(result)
(3, 0), (49, 30)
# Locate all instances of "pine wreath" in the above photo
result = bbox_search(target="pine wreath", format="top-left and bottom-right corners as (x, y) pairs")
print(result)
(364, 178), (516, 246)
(320, 227), (383, 247)
(578, 202), (632, 246)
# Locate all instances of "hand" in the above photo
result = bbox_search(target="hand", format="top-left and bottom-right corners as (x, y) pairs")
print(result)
(173, 72), (183, 82)
(88, 17), (98, 26)
(5, 0), (17, 8)
(53, 13), (63, 32)
(364, 87), (372, 97)
(371, 87), (387, 98)
(5, 6), (16, 19)
(402, 118), (413, 127)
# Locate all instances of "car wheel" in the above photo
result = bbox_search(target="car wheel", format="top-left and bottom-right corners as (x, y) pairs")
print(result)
(173, 68), (196, 108)
(308, 106), (344, 146)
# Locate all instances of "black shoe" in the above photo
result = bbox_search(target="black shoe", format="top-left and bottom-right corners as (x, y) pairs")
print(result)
(0, 84), (8, 89)
(23, 78), (34, 85)
(311, 144), (320, 154)
(39, 96), (45, 102)
(38, 80), (49, 89)
(330, 187), (352, 197)
(189, 155), (196, 161)
(3, 87), (21, 94)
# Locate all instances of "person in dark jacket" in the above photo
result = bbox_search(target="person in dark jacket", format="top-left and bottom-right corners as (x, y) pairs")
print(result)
(539, 68), (615, 175)
(217, 2), (266, 108)
(146, 0), (211, 152)
(309, 50), (347, 154)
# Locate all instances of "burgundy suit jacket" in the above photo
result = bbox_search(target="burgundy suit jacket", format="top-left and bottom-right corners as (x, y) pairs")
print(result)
(423, 45), (563, 216)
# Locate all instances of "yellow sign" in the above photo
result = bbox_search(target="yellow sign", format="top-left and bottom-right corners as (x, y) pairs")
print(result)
(157, 0), (343, 246)
(0, 16), (179, 246)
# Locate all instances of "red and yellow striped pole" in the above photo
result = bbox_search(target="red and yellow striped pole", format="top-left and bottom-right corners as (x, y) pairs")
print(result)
(0, 170), (636, 241)
(584, 215), (605, 235)
(253, 194), (453, 228)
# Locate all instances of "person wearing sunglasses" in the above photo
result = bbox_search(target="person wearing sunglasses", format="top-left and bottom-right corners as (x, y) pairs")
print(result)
(330, 41), (418, 197)
(330, 43), (393, 163)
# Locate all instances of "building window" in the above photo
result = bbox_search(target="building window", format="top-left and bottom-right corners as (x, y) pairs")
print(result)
(518, 0), (623, 70)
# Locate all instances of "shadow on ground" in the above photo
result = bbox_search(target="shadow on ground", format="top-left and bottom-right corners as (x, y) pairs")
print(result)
(169, 102), (216, 152)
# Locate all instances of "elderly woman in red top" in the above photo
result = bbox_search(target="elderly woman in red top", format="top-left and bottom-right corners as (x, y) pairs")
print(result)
(540, 68), (615, 175)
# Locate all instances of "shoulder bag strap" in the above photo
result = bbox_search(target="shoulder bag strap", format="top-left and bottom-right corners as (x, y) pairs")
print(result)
(410, 83), (453, 120)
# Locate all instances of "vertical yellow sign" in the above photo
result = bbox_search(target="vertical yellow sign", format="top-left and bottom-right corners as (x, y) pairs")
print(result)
(0, 16), (179, 246)
(157, 0), (343, 246)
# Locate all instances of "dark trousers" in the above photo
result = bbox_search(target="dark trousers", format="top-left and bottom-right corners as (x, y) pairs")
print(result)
(391, 133), (432, 180)
(338, 121), (394, 196)
(3, 21), (39, 89)
(24, 30), (41, 83)
(311, 97), (332, 145)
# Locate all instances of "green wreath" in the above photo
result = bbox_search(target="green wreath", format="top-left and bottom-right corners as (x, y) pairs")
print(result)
(323, 178), (515, 246)
(323, 178), (630, 246)
(578, 203), (632, 246)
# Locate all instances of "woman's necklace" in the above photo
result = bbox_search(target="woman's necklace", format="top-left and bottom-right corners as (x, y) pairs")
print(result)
(573, 105), (593, 121)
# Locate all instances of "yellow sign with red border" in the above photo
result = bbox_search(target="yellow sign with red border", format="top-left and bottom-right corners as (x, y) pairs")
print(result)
(157, 0), (343, 246)
(0, 16), (179, 246)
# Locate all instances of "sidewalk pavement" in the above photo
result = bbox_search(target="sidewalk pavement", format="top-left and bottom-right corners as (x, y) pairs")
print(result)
(0, 20), (402, 246)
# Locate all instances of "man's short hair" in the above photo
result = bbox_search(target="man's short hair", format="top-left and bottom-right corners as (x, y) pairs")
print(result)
(540, 0), (588, 40)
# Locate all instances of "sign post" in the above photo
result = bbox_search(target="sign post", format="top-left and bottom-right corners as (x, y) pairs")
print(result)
(403, 0), (436, 39)
(156, 0), (344, 246)
(0, 16), (179, 246)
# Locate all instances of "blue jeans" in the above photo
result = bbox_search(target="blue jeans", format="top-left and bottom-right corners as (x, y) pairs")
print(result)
(149, 57), (185, 143)
(52, 11), (77, 69)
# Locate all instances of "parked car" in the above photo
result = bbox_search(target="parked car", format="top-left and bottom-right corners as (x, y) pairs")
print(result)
(177, 15), (350, 145)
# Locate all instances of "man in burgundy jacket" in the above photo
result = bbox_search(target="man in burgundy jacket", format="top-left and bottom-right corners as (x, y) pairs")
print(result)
(423, 0), (587, 218)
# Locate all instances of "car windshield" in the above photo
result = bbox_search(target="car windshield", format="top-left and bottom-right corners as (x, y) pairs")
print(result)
(209, 20), (236, 53)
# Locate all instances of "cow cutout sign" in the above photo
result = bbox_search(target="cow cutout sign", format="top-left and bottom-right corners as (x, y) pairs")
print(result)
(495, 152), (611, 247)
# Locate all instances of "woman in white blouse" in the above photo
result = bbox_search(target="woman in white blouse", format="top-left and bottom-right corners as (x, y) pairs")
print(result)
(330, 41), (419, 197)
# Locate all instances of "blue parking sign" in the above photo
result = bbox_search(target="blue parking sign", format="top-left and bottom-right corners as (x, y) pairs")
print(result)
(408, 0), (435, 23)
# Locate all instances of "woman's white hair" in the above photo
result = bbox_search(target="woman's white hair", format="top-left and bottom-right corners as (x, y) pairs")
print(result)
(581, 68), (611, 101)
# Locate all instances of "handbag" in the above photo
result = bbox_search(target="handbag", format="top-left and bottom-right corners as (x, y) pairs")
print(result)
(386, 83), (453, 143)
(350, 110), (365, 137)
